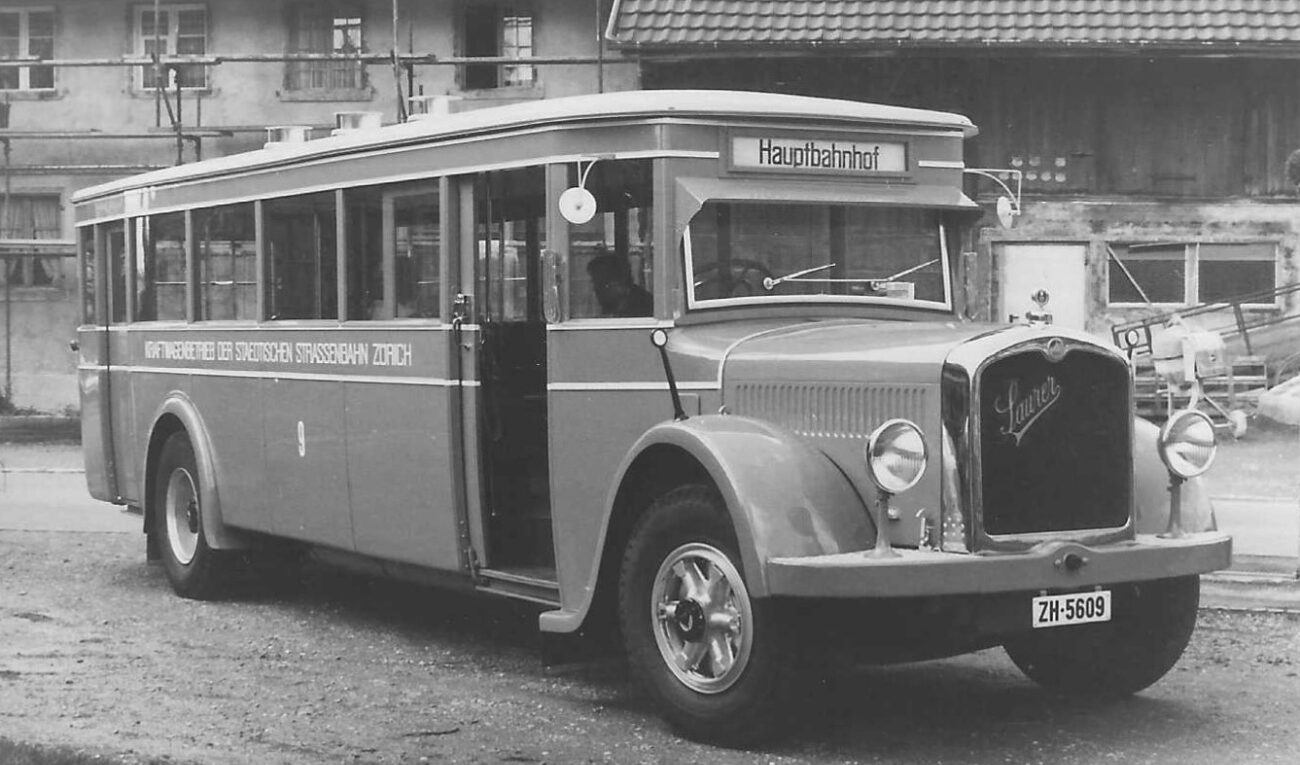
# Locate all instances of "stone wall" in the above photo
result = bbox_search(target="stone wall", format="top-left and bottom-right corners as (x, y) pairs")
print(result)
(0, 255), (79, 413)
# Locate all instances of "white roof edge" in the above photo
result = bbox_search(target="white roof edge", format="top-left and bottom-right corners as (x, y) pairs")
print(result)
(73, 90), (977, 204)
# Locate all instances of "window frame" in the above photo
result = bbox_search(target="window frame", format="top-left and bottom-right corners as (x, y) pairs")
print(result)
(682, 204), (953, 313)
(0, 192), (65, 289)
(1106, 241), (1279, 309)
(283, 2), (368, 96)
(382, 184), (442, 321)
(0, 6), (55, 92)
(459, 1), (536, 91)
(132, 3), (209, 91)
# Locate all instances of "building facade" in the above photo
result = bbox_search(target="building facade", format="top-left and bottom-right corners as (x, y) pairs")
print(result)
(0, 0), (636, 411)
(5, 0), (1299, 411)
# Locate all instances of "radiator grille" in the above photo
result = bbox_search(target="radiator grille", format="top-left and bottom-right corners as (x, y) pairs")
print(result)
(732, 382), (928, 439)
(978, 347), (1131, 535)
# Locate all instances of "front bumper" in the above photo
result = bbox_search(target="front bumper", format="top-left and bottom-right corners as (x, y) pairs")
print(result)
(765, 532), (1232, 598)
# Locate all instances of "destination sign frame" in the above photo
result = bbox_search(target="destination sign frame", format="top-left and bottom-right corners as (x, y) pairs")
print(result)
(727, 130), (911, 179)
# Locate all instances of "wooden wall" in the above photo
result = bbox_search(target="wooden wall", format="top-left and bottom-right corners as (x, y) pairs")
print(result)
(645, 55), (1300, 198)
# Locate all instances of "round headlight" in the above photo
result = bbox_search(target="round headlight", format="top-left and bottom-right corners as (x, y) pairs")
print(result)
(1158, 409), (1217, 479)
(866, 419), (928, 494)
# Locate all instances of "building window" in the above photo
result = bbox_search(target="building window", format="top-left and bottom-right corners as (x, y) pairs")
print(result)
(286, 4), (365, 92)
(0, 8), (54, 91)
(462, 3), (534, 90)
(1, 194), (62, 287)
(1108, 242), (1277, 307)
(134, 4), (208, 90)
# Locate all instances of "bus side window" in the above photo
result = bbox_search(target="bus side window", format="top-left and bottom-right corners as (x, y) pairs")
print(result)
(344, 181), (440, 320)
(265, 192), (338, 320)
(477, 167), (545, 323)
(566, 159), (654, 319)
(195, 203), (257, 321)
(136, 212), (187, 321)
(391, 189), (440, 319)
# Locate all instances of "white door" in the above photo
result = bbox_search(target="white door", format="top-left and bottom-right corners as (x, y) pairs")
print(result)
(998, 243), (1088, 330)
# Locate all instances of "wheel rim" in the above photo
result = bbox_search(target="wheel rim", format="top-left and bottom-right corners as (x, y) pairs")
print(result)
(651, 542), (754, 694)
(164, 466), (200, 566)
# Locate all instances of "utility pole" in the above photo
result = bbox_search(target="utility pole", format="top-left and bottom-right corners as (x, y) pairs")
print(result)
(1, 100), (11, 404)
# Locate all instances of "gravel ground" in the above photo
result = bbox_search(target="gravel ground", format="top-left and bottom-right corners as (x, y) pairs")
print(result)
(5, 529), (1300, 764)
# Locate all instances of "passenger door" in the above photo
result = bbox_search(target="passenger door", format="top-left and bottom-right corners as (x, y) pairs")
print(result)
(77, 223), (118, 501)
(465, 167), (555, 577)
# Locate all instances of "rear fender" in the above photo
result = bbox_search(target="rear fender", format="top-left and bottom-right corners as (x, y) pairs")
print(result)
(145, 393), (254, 551)
(1133, 417), (1215, 534)
(620, 414), (873, 596)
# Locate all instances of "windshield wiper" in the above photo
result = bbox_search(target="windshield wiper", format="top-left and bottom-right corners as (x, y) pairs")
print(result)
(867, 258), (940, 289)
(762, 263), (836, 291)
(761, 258), (941, 292)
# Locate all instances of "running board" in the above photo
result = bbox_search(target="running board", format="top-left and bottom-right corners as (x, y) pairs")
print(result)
(476, 568), (561, 607)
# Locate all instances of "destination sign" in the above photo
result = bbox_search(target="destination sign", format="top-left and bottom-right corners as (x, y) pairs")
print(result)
(731, 135), (907, 176)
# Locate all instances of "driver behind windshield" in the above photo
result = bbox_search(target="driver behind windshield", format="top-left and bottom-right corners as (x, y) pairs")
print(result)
(588, 253), (652, 318)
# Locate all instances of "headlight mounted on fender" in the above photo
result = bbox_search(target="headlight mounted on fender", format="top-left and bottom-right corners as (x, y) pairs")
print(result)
(1158, 409), (1217, 479)
(866, 419), (928, 494)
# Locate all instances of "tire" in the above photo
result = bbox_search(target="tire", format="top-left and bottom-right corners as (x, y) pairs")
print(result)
(153, 432), (228, 600)
(1003, 575), (1200, 697)
(618, 485), (789, 744)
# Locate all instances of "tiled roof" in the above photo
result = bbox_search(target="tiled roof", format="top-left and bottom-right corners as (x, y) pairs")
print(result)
(607, 1), (1300, 48)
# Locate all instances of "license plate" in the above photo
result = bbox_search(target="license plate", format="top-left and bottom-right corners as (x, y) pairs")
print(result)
(1032, 590), (1112, 629)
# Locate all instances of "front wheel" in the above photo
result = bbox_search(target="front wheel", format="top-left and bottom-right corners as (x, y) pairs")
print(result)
(618, 485), (790, 744)
(153, 432), (229, 600)
(1003, 576), (1200, 697)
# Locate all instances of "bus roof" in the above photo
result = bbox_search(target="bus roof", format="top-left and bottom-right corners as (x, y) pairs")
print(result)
(72, 89), (977, 204)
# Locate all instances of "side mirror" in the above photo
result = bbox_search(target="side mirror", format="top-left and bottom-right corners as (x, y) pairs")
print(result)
(996, 196), (1017, 229)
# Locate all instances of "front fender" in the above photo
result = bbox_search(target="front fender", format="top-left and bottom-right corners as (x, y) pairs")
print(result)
(618, 415), (873, 596)
(1133, 417), (1216, 534)
(146, 392), (253, 551)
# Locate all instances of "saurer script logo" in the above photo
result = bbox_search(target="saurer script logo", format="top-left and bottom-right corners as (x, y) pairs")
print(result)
(994, 376), (1062, 445)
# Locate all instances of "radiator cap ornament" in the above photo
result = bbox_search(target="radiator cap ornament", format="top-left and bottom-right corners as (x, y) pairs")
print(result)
(1045, 336), (1067, 362)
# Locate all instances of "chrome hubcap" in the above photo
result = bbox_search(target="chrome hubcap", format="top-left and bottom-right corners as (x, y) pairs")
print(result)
(164, 467), (199, 565)
(651, 542), (753, 694)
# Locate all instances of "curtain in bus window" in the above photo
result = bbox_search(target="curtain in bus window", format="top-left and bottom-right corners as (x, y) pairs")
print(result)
(137, 212), (187, 321)
(266, 193), (338, 320)
(345, 185), (384, 320)
(79, 228), (96, 325)
(566, 159), (654, 319)
(195, 203), (257, 321)
(107, 223), (127, 323)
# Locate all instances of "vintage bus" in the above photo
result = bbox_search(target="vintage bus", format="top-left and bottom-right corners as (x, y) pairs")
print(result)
(73, 90), (1231, 742)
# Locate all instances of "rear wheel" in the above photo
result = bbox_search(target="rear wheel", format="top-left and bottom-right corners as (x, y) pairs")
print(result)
(618, 485), (790, 744)
(1003, 576), (1200, 697)
(153, 432), (229, 599)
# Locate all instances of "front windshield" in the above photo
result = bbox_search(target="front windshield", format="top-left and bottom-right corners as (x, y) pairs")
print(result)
(686, 202), (950, 309)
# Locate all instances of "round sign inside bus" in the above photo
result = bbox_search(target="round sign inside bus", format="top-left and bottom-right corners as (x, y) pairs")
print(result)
(559, 186), (597, 224)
